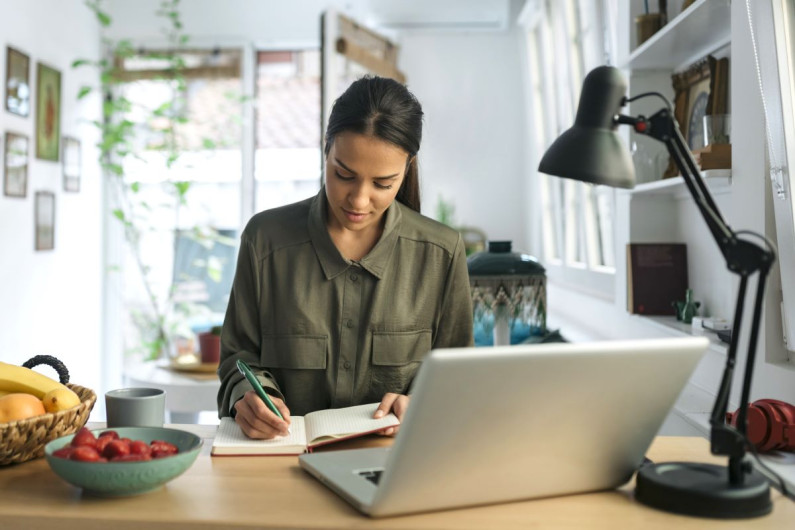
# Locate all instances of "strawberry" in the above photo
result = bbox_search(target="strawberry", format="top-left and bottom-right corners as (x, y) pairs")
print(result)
(150, 440), (179, 458)
(129, 439), (152, 457)
(98, 430), (119, 440)
(102, 439), (131, 460)
(70, 446), (101, 462)
(70, 427), (97, 448)
(52, 446), (74, 459)
(95, 435), (114, 453)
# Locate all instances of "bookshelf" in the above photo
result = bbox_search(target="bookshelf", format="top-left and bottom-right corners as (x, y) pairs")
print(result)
(629, 169), (731, 197)
(623, 0), (731, 70)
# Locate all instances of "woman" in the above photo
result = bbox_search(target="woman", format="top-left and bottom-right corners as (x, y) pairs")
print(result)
(217, 76), (473, 439)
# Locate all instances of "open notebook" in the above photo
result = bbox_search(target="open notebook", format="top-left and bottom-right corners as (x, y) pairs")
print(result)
(211, 403), (400, 456)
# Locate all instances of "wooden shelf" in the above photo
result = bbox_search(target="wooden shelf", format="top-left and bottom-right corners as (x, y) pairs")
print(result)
(623, 0), (731, 70)
(627, 169), (731, 197)
(631, 315), (728, 356)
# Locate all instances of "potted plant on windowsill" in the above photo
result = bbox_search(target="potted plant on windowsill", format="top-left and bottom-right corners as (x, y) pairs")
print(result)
(198, 325), (222, 364)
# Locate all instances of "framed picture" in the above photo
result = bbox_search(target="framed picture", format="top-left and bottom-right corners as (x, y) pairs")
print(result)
(672, 59), (711, 151)
(35, 191), (55, 251)
(5, 47), (30, 117)
(62, 136), (81, 192)
(3, 132), (29, 197)
(35, 62), (61, 161)
(671, 56), (730, 152)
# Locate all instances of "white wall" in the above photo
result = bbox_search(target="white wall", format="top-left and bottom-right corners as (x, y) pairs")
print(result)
(104, 0), (528, 249)
(399, 27), (527, 247)
(0, 1), (103, 408)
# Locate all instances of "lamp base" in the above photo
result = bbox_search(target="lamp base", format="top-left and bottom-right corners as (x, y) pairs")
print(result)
(635, 462), (772, 518)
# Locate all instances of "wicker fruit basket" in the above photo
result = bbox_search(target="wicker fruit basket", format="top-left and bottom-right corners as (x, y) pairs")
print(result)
(0, 357), (97, 466)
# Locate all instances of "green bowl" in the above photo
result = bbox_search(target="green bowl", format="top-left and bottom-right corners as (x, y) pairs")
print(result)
(44, 427), (202, 497)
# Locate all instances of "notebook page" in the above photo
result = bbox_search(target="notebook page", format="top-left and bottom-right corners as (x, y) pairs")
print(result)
(304, 403), (399, 446)
(211, 416), (307, 455)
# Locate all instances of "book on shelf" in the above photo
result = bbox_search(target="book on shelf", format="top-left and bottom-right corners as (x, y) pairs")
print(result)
(627, 243), (688, 316)
(211, 402), (400, 456)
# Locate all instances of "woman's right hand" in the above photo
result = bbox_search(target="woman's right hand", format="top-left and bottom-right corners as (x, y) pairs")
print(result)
(233, 390), (291, 439)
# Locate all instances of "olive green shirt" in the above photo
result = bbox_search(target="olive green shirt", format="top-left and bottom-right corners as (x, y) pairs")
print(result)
(217, 189), (474, 417)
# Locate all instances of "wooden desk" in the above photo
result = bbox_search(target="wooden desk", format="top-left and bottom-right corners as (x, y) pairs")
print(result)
(1, 427), (792, 529)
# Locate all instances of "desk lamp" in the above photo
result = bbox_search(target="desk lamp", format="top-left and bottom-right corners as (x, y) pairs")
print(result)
(538, 65), (776, 518)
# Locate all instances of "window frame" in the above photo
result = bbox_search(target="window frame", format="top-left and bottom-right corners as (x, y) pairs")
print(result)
(519, 0), (617, 300)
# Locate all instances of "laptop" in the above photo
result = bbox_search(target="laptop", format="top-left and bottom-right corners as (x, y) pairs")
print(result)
(299, 336), (709, 517)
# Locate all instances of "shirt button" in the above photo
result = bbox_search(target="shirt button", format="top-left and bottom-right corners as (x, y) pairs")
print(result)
(346, 319), (354, 328)
(343, 361), (351, 369)
(350, 273), (358, 281)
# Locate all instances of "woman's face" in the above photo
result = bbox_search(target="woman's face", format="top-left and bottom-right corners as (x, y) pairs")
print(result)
(324, 132), (408, 234)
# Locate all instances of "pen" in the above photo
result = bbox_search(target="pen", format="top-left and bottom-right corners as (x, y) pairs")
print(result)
(236, 359), (285, 421)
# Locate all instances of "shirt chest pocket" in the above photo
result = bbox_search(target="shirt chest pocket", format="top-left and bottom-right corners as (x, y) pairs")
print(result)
(368, 330), (432, 400)
(260, 335), (328, 369)
(371, 329), (433, 366)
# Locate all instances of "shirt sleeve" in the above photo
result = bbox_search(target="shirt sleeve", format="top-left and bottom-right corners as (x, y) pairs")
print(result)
(406, 234), (473, 394)
(216, 234), (285, 418)
(434, 234), (475, 349)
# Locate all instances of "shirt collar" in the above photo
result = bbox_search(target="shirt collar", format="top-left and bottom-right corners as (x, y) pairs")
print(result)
(308, 188), (402, 280)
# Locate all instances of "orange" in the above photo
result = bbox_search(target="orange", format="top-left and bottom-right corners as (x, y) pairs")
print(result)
(0, 393), (47, 422)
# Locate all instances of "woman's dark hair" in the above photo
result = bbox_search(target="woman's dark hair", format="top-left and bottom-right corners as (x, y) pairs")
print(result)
(324, 75), (423, 212)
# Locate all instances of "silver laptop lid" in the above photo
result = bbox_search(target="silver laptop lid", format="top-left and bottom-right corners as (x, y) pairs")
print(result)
(368, 336), (709, 516)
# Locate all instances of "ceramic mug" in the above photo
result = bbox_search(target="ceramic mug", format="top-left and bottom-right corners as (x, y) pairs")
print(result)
(105, 387), (166, 428)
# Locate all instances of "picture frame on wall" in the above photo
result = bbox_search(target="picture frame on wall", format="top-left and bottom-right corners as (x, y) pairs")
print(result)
(5, 46), (30, 117)
(35, 190), (55, 251)
(35, 62), (61, 161)
(3, 132), (29, 198)
(62, 136), (81, 192)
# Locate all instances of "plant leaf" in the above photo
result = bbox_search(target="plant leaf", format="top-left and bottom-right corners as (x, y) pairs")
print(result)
(96, 11), (112, 27)
(174, 181), (191, 196)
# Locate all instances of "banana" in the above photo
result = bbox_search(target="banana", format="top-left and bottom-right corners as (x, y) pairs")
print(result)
(0, 361), (74, 399)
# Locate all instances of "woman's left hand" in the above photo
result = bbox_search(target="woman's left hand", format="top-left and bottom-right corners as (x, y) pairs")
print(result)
(373, 392), (409, 436)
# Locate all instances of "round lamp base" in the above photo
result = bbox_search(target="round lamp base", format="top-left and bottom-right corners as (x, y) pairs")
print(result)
(635, 462), (772, 519)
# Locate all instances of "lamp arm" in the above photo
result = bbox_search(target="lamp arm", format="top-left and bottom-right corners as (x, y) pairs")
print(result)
(644, 109), (733, 244)
(625, 107), (777, 484)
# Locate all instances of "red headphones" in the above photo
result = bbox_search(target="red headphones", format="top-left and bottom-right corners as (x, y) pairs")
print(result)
(726, 399), (795, 453)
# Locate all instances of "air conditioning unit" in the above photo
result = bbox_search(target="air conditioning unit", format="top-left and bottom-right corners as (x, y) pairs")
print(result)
(364, 0), (510, 32)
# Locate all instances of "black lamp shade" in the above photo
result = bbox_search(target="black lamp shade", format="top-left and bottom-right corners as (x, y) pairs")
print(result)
(538, 66), (636, 189)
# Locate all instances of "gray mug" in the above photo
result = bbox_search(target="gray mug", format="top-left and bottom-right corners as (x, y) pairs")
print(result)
(105, 387), (166, 428)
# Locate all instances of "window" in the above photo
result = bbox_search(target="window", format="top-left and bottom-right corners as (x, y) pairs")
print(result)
(111, 47), (327, 359)
(115, 49), (244, 357)
(255, 50), (322, 211)
(521, 0), (616, 298)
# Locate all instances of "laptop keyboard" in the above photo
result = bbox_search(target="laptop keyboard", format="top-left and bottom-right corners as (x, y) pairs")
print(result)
(358, 469), (383, 485)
